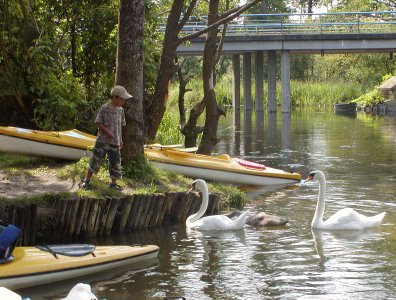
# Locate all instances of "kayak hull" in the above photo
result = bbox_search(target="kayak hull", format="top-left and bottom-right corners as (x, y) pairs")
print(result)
(0, 245), (159, 289)
(0, 127), (94, 160)
(151, 161), (299, 185)
(0, 134), (90, 160)
(147, 148), (301, 186)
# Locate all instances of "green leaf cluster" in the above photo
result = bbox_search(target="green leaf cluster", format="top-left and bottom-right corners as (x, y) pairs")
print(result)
(352, 88), (385, 106)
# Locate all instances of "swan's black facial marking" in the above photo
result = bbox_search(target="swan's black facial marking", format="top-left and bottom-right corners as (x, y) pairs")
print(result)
(305, 171), (316, 182)
(189, 180), (197, 193)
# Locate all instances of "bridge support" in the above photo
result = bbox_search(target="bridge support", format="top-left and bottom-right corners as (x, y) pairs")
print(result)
(232, 54), (240, 110)
(267, 51), (277, 113)
(243, 52), (252, 111)
(255, 51), (264, 111)
(281, 50), (291, 113)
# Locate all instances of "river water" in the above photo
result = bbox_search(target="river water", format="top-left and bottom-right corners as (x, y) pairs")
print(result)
(21, 109), (396, 300)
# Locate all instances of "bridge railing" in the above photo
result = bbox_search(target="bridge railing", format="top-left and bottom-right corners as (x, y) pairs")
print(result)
(166, 11), (396, 35)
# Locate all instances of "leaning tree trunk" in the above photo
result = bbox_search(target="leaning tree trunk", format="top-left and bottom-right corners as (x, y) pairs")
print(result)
(116, 0), (145, 163)
(197, 0), (225, 155)
(144, 0), (189, 141)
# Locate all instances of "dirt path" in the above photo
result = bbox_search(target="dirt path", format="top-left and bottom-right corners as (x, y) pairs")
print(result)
(0, 170), (79, 199)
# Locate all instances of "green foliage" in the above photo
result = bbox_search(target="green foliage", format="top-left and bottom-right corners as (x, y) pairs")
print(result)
(33, 73), (86, 130)
(156, 109), (184, 145)
(215, 74), (233, 106)
(78, 76), (115, 133)
(211, 184), (247, 210)
(290, 80), (364, 106)
(352, 89), (385, 106)
(312, 54), (396, 87)
(144, 0), (164, 96)
(123, 155), (160, 184)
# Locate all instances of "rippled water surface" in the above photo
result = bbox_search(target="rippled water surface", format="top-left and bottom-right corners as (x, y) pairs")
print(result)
(21, 110), (396, 300)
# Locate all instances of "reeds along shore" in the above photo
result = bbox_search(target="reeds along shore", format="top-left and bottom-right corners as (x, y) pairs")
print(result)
(2, 192), (221, 246)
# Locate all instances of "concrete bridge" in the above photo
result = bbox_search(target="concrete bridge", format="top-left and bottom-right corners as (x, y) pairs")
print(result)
(174, 11), (396, 113)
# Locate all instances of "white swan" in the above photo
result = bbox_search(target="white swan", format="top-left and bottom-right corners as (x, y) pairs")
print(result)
(62, 283), (97, 300)
(0, 287), (22, 300)
(306, 170), (386, 230)
(187, 179), (247, 231)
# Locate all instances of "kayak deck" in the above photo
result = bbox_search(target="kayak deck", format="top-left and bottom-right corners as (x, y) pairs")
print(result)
(0, 245), (159, 289)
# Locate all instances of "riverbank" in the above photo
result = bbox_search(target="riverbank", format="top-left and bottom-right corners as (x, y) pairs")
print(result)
(0, 152), (246, 203)
(0, 152), (246, 244)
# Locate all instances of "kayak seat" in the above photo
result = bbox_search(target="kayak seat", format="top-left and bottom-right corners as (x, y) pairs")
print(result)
(234, 158), (266, 170)
(36, 244), (96, 259)
(0, 222), (21, 264)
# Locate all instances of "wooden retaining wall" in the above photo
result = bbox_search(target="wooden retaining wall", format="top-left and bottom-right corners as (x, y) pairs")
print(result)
(2, 192), (221, 246)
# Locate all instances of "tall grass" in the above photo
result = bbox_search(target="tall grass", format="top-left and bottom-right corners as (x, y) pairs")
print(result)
(156, 109), (184, 145)
(290, 80), (365, 107)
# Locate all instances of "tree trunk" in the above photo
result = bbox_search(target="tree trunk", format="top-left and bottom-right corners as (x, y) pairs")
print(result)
(144, 0), (184, 141)
(182, 100), (205, 147)
(308, 0), (313, 13)
(197, 0), (225, 155)
(116, 0), (145, 163)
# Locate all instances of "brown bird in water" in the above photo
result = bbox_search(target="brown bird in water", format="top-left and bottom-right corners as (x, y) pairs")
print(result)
(223, 211), (289, 227)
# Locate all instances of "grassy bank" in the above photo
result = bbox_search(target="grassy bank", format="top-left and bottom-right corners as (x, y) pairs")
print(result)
(0, 153), (247, 210)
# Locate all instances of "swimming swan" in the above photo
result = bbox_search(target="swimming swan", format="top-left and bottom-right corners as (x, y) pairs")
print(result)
(62, 283), (97, 300)
(306, 170), (386, 230)
(187, 179), (247, 231)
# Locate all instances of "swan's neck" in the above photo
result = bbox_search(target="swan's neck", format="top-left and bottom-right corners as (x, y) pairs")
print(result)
(186, 184), (209, 225)
(312, 177), (326, 227)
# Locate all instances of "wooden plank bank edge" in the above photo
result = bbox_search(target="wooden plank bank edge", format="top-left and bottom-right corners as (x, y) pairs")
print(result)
(1, 192), (221, 245)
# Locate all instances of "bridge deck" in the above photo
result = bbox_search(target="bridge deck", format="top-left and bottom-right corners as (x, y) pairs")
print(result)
(172, 11), (396, 55)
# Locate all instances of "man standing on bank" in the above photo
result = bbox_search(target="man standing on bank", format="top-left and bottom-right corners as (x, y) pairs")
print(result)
(80, 85), (133, 190)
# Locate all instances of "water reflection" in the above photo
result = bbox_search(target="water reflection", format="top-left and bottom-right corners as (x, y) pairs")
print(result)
(334, 110), (357, 118)
(186, 228), (247, 244)
(312, 228), (384, 261)
(281, 113), (291, 151)
(310, 228), (389, 298)
(232, 110), (240, 157)
(19, 259), (159, 300)
(268, 112), (277, 147)
(255, 111), (264, 155)
(244, 112), (252, 155)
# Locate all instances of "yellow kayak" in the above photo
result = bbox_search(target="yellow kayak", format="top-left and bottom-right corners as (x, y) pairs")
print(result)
(0, 126), (301, 185)
(145, 147), (301, 186)
(0, 126), (95, 160)
(0, 244), (159, 289)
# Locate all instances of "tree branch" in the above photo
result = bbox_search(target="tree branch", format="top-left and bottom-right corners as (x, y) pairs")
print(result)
(178, 0), (261, 44)
(177, 0), (199, 31)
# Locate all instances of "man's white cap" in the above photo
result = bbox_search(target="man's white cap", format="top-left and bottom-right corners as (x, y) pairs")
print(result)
(111, 85), (133, 100)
